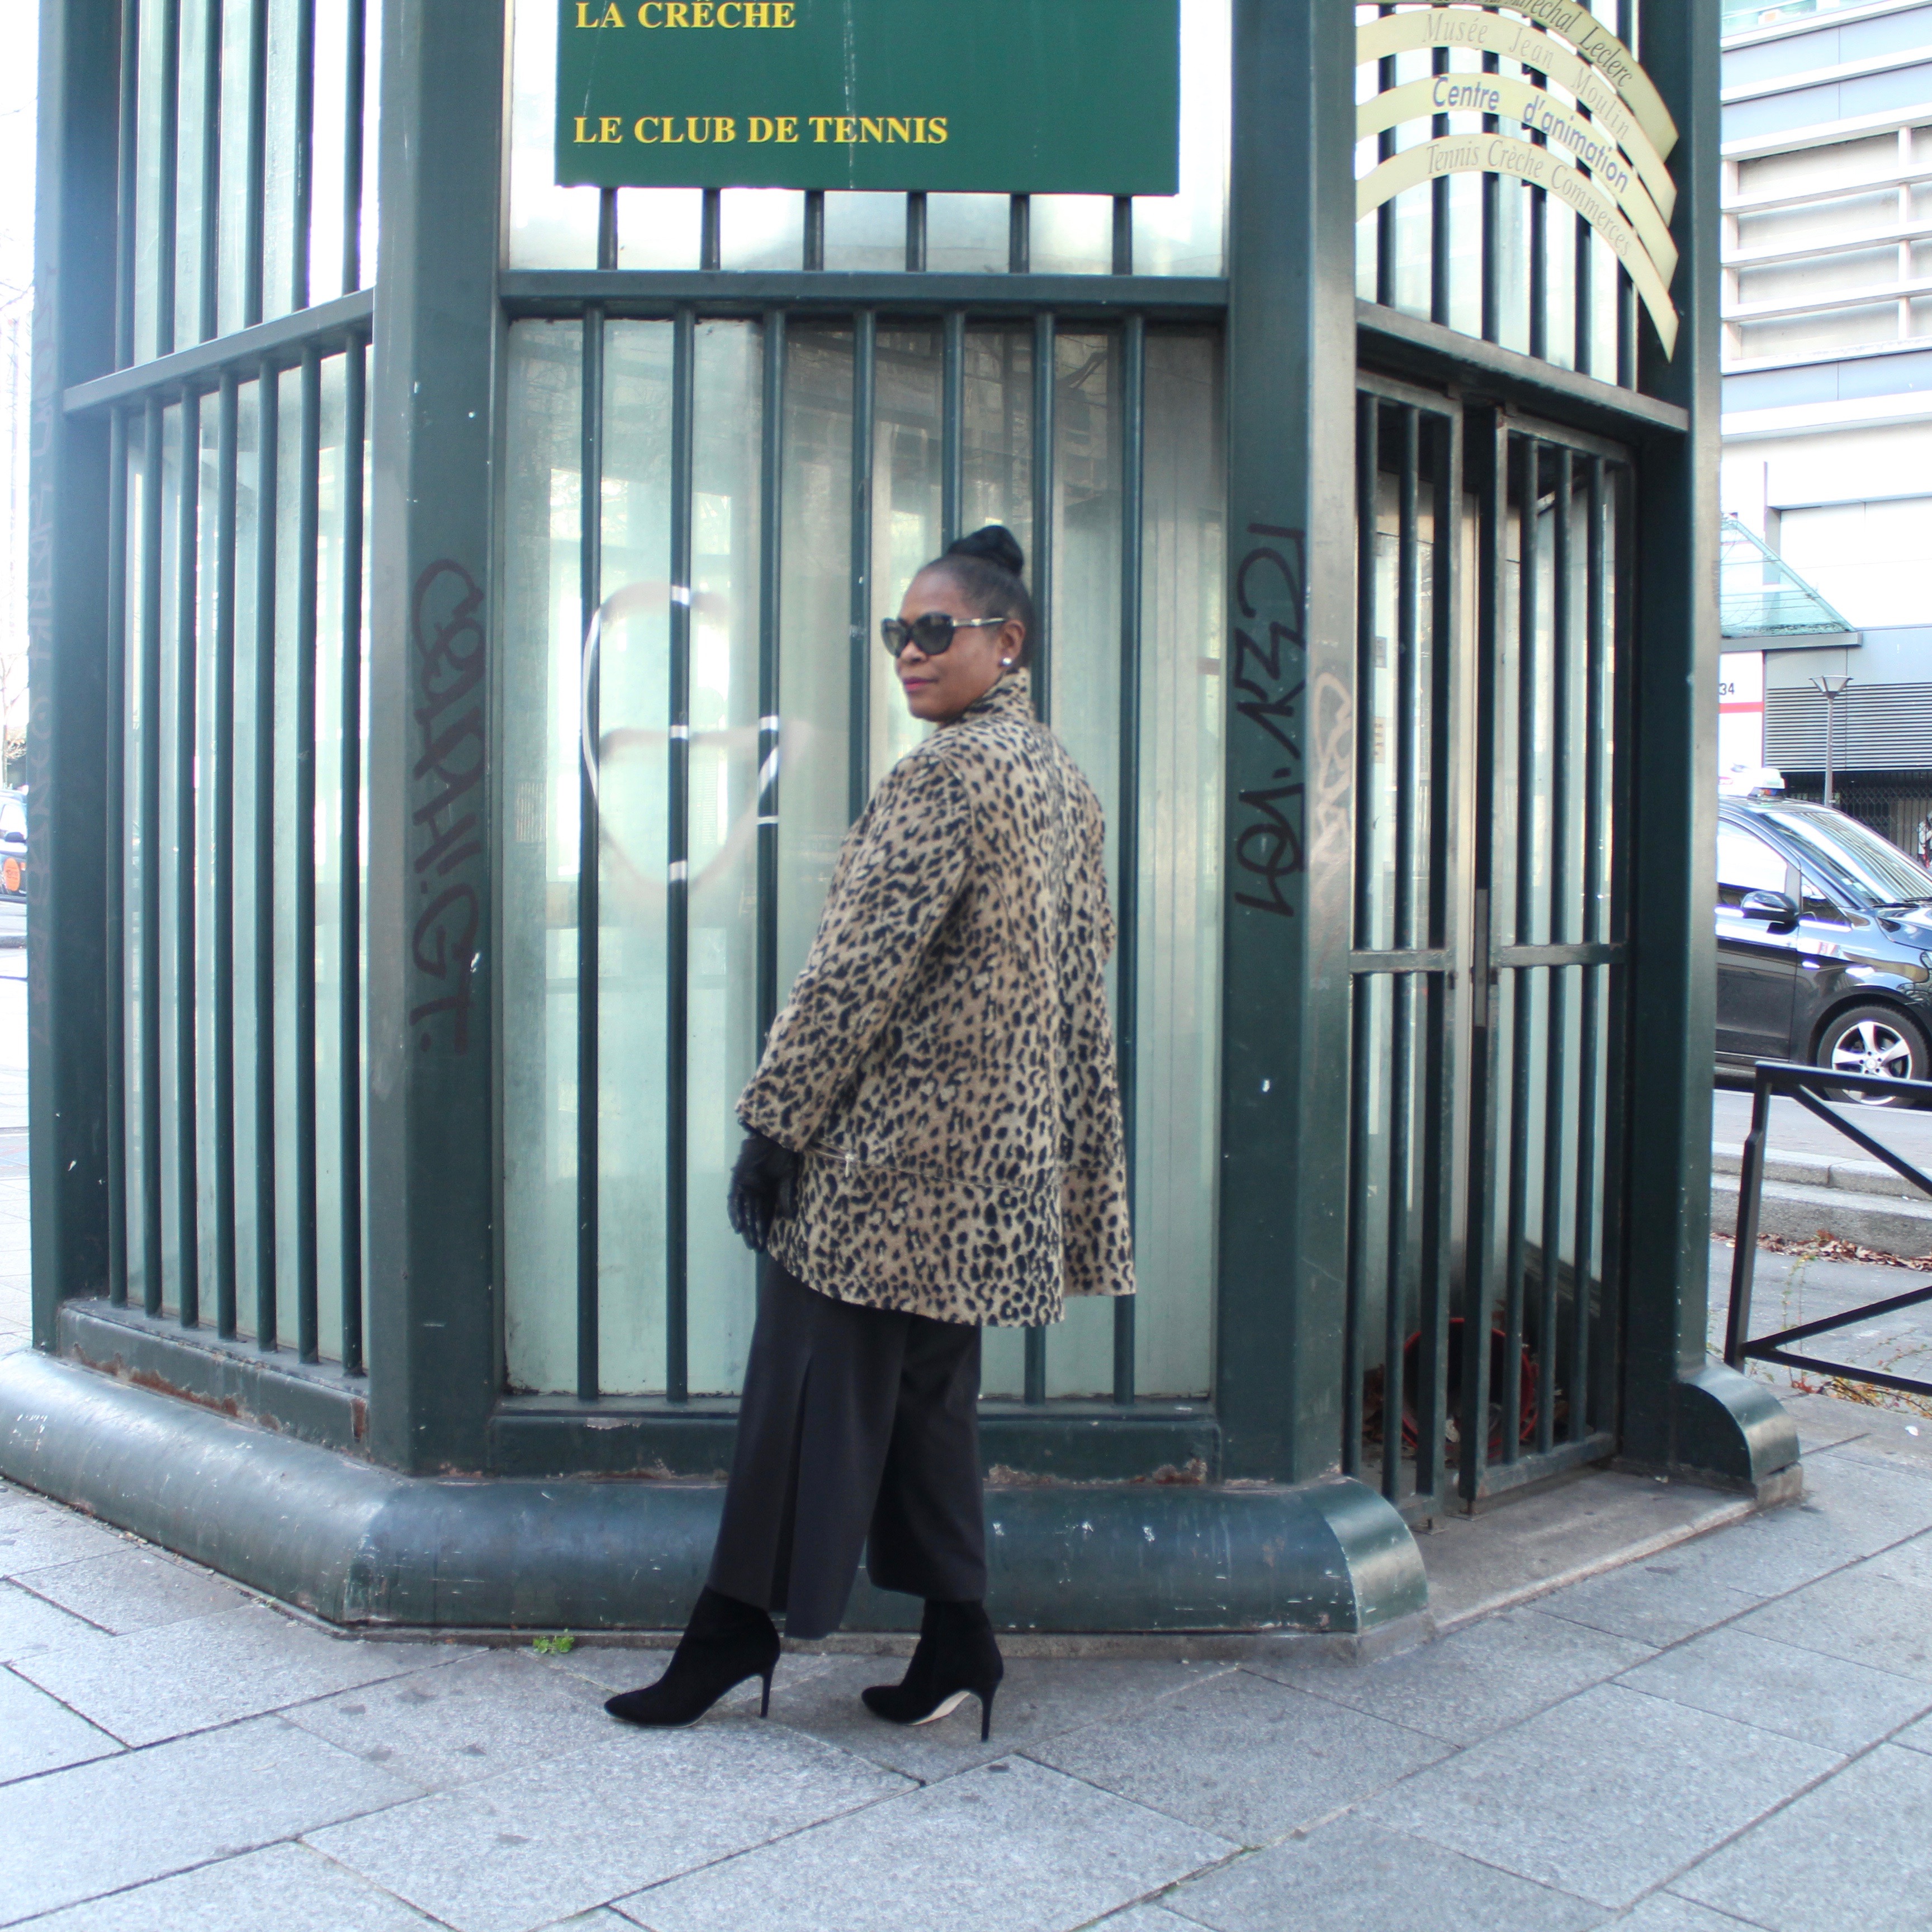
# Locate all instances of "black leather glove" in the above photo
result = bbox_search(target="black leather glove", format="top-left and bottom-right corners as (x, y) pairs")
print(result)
(727, 1129), (801, 1254)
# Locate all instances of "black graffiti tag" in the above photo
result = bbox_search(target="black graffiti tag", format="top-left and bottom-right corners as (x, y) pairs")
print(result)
(409, 561), (486, 1053)
(1232, 525), (1307, 918)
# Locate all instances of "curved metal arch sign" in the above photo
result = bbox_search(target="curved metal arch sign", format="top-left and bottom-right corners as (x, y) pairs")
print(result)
(1356, 4), (1680, 358)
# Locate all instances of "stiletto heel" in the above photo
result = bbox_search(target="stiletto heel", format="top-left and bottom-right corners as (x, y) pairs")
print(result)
(861, 1599), (1004, 1736)
(604, 1588), (782, 1728)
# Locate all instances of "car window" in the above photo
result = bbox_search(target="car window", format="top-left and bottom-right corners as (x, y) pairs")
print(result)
(1717, 823), (1792, 908)
(0, 801), (26, 840)
(1798, 874), (1847, 925)
(1752, 803), (1932, 908)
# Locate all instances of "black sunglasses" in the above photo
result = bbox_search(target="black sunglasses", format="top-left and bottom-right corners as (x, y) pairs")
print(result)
(879, 613), (1008, 660)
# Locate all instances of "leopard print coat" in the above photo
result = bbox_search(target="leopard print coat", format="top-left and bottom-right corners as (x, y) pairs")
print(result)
(737, 670), (1135, 1328)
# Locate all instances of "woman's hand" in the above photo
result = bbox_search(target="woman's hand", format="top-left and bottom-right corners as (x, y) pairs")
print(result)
(727, 1130), (801, 1253)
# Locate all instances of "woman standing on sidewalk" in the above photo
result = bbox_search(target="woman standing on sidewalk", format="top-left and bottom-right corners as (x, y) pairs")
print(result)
(604, 525), (1135, 1740)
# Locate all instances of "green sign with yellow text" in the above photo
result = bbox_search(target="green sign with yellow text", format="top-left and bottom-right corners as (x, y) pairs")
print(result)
(555, 0), (1181, 195)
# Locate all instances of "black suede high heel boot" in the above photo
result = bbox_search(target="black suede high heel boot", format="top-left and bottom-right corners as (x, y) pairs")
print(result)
(604, 1588), (782, 1727)
(861, 1599), (1004, 1741)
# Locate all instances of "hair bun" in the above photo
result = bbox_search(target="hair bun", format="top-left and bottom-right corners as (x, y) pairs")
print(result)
(946, 524), (1025, 580)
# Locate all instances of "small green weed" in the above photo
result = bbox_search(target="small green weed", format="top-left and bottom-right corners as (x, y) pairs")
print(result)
(531, 1631), (576, 1656)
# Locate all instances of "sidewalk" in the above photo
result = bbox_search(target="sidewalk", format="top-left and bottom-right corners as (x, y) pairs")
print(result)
(2, 1033), (1929, 1927)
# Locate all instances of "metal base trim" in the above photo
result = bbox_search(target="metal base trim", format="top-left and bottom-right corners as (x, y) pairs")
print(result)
(0, 1352), (1425, 1635)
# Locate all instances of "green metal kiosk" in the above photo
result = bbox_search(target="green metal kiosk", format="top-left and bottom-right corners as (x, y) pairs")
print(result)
(6, 0), (1797, 1637)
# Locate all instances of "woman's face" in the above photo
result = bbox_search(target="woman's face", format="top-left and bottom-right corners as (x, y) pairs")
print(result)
(894, 567), (1025, 724)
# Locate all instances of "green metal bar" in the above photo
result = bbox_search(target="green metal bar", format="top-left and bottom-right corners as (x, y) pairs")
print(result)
(1029, 313), (1054, 713)
(138, 397), (164, 1315)
(499, 271), (1228, 318)
(363, 0), (506, 1472)
(1431, 45), (1450, 327)
(804, 190), (824, 271)
(597, 189), (617, 272)
(1481, 46), (1500, 345)
(244, 0), (268, 326)
(757, 311), (786, 1044)
(154, 0), (180, 357)
(295, 347), (321, 1363)
(252, 362), (278, 1349)
(577, 304), (604, 1403)
(115, 0), (139, 369)
(1538, 447), (1574, 1456)
(338, 342), (365, 1374)
(1217, 0), (1360, 1481)
(65, 290), (376, 415)
(848, 310), (874, 820)
(1112, 312), (1144, 1408)
(905, 193), (926, 273)
(1502, 433), (1537, 1464)
(174, 387), (202, 1329)
(292, 0), (316, 312)
(941, 311), (964, 547)
(197, 0), (222, 344)
(30, 0), (120, 1346)
(1112, 197), (1132, 276)
(1008, 195), (1030, 274)
(106, 406), (130, 1306)
(1375, 26), (1395, 307)
(1459, 407), (1510, 1504)
(701, 189), (721, 271)
(666, 306), (695, 1403)
(343, 0), (367, 293)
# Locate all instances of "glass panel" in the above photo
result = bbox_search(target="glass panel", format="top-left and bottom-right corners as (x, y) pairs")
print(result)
(1134, 0), (1229, 277)
(193, 394), (224, 1313)
(776, 325), (856, 996)
(823, 193), (907, 273)
(502, 321), (584, 1395)
(121, 418), (153, 1309)
(262, 0), (303, 321)
(685, 322), (765, 1395)
(596, 320), (675, 1395)
(868, 328), (943, 788)
(1132, 329), (1223, 1401)
(132, 0), (170, 362)
(509, 0), (602, 269)
(308, 0), (354, 305)
(721, 190), (804, 272)
(616, 190), (704, 271)
(230, 378), (266, 1338)
(927, 195), (1008, 273)
(174, 0), (215, 348)
(312, 354), (350, 1360)
(156, 402), (186, 1318)
(1031, 197), (1112, 276)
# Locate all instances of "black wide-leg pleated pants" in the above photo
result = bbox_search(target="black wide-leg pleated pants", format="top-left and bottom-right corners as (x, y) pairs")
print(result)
(705, 1263), (987, 1642)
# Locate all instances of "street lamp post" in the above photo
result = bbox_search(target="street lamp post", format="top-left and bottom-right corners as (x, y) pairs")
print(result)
(1811, 675), (1854, 809)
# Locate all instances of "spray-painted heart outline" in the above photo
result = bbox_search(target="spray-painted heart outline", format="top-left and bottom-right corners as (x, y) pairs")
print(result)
(581, 579), (818, 917)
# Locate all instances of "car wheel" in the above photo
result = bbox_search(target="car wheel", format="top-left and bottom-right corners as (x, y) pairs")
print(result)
(1815, 1003), (1930, 1105)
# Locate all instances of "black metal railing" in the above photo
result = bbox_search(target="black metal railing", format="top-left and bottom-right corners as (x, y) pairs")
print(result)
(1725, 1059), (1932, 1401)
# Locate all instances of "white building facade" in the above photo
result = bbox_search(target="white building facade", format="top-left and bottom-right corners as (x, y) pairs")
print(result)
(1721, 0), (1932, 844)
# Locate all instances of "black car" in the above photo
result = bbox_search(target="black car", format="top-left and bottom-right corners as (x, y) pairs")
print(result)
(1718, 793), (1932, 1103)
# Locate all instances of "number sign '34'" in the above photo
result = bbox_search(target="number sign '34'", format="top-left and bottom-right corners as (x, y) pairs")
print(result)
(555, 0), (1182, 195)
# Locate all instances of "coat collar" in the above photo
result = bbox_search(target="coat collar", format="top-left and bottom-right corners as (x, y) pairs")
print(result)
(947, 667), (1033, 728)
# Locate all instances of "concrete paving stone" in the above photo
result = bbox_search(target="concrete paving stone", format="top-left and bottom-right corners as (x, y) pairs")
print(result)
(1792, 1451), (1932, 1543)
(1025, 1666), (1452, 1848)
(0, 1665), (122, 1784)
(0, 1578), (100, 1663)
(1362, 1683), (1840, 1911)
(306, 1721), (911, 1932)
(610, 1754), (1235, 1932)
(0, 1715), (420, 1925)
(1166, 1815), (1611, 1932)
(1609, 1897), (1777, 1931)
(1086, 1908), (1207, 1932)
(17, 1841), (442, 1931)
(0, 1500), (136, 1579)
(1673, 1744), (1932, 1932)
(763, 1654), (1237, 1782)
(11, 1601), (448, 1746)
(20, 1545), (253, 1635)
(1254, 1607), (1655, 1747)
(1615, 1623), (1932, 1755)
(288, 1647), (625, 1791)
(1735, 1564), (1932, 1684)
(1864, 1530), (1932, 1589)
(1895, 1709), (1932, 1756)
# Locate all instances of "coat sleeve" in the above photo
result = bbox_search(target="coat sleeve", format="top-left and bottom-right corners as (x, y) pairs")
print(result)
(737, 750), (973, 1153)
